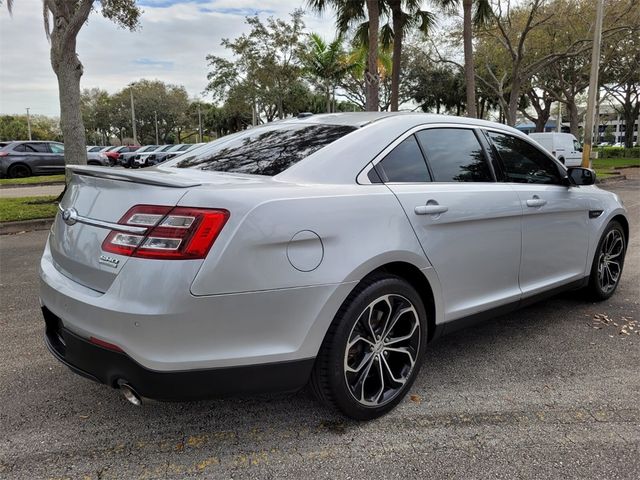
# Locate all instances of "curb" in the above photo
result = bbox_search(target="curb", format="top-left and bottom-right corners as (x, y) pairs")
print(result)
(0, 218), (54, 235)
(0, 182), (66, 189)
(597, 174), (627, 184)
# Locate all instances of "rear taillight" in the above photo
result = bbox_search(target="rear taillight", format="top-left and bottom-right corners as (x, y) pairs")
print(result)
(101, 205), (229, 260)
(0, 152), (9, 157)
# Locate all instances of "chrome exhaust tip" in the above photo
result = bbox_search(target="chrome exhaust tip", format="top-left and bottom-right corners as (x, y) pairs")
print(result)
(120, 383), (142, 406)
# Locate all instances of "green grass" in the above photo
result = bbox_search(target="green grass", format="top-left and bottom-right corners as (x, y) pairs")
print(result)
(0, 196), (58, 223)
(0, 174), (65, 186)
(592, 157), (639, 179)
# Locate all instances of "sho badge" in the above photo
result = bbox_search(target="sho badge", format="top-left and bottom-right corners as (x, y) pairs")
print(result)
(99, 254), (120, 268)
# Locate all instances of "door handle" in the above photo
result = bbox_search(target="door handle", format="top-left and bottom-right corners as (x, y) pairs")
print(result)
(415, 203), (448, 215)
(526, 196), (547, 208)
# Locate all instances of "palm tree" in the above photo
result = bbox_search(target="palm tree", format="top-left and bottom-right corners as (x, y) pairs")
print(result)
(385, 1), (435, 111)
(435, 0), (491, 118)
(301, 34), (352, 112)
(307, 0), (382, 111)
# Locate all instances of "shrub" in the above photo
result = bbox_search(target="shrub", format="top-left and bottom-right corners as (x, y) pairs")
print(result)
(596, 146), (640, 159)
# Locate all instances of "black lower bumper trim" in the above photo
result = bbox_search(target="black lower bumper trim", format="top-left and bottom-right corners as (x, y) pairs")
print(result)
(42, 307), (314, 401)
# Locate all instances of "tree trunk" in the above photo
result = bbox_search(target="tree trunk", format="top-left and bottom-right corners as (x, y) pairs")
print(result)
(326, 82), (331, 113)
(505, 78), (521, 126)
(390, 1), (403, 112)
(568, 101), (579, 138)
(365, 0), (380, 112)
(623, 105), (639, 148)
(462, 0), (477, 118)
(51, 36), (87, 167)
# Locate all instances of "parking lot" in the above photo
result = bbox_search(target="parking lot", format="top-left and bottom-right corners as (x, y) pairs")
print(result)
(0, 179), (638, 479)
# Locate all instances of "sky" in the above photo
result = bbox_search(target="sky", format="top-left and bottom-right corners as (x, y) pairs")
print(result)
(0, 0), (339, 117)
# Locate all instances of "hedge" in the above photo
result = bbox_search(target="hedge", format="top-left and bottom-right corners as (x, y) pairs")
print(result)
(596, 146), (640, 159)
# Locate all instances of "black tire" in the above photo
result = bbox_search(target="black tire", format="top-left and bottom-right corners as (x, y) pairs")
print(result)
(310, 274), (428, 420)
(87, 161), (101, 166)
(586, 220), (626, 301)
(7, 163), (32, 178)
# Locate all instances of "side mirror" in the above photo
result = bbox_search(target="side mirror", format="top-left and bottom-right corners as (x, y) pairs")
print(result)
(567, 167), (596, 186)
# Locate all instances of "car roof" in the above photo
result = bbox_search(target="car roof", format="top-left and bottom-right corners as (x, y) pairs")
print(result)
(276, 112), (528, 184)
(275, 112), (525, 132)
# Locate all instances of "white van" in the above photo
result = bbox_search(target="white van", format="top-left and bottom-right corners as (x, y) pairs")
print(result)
(528, 132), (583, 166)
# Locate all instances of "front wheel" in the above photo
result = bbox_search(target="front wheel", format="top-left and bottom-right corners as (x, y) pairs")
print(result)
(587, 221), (626, 300)
(310, 275), (427, 420)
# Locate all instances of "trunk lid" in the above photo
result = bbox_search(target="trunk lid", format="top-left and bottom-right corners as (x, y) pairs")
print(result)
(49, 166), (202, 292)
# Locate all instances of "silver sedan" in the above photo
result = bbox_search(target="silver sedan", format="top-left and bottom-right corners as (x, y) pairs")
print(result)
(40, 113), (629, 419)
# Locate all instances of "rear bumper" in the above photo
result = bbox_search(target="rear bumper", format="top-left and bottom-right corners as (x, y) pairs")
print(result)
(43, 306), (314, 400)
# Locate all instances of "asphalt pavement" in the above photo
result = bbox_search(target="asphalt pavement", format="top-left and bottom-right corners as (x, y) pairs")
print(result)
(0, 180), (639, 479)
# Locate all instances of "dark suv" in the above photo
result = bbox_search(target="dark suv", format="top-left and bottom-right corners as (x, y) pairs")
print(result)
(0, 141), (65, 178)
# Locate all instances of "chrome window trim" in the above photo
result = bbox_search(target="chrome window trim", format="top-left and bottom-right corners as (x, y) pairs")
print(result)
(357, 123), (499, 185)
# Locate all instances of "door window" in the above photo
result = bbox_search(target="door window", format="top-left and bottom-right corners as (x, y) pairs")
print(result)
(49, 143), (64, 154)
(416, 128), (493, 182)
(372, 135), (431, 183)
(25, 143), (50, 153)
(488, 132), (562, 185)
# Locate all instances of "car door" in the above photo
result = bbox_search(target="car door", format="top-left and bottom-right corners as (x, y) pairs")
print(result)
(374, 126), (523, 322)
(485, 130), (591, 296)
(567, 137), (583, 167)
(47, 143), (66, 172)
(17, 142), (50, 174)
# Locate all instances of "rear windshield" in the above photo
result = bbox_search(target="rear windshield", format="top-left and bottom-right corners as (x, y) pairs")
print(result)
(167, 123), (357, 176)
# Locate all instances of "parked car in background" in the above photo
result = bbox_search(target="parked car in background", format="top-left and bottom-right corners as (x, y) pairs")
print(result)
(164, 143), (206, 161)
(0, 140), (65, 177)
(41, 113), (628, 419)
(0, 141), (115, 177)
(528, 132), (582, 166)
(132, 144), (175, 168)
(105, 145), (140, 165)
(143, 143), (193, 167)
(86, 150), (110, 166)
(118, 145), (159, 168)
(138, 143), (205, 167)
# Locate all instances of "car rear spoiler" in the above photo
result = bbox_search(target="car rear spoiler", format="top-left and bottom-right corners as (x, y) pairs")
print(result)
(66, 165), (202, 188)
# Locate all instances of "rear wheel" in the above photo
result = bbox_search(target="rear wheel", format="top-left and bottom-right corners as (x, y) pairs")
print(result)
(7, 163), (31, 178)
(310, 274), (427, 420)
(587, 221), (626, 300)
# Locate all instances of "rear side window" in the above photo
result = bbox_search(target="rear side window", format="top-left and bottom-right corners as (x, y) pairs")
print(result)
(373, 135), (431, 183)
(30, 143), (50, 153)
(488, 132), (562, 185)
(15, 143), (50, 153)
(416, 128), (492, 182)
(171, 124), (357, 176)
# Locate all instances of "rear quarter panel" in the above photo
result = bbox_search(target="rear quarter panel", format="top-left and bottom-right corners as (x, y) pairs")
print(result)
(182, 183), (431, 296)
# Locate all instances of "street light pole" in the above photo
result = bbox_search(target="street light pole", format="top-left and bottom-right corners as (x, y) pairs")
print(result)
(197, 103), (203, 143)
(154, 110), (159, 145)
(129, 85), (138, 145)
(25, 108), (32, 140)
(581, 0), (604, 168)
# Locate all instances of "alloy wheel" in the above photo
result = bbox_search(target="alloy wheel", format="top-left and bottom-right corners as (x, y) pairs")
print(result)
(597, 228), (624, 294)
(343, 294), (421, 407)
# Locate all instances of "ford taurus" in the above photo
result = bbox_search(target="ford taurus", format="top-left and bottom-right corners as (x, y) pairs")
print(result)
(40, 113), (628, 419)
